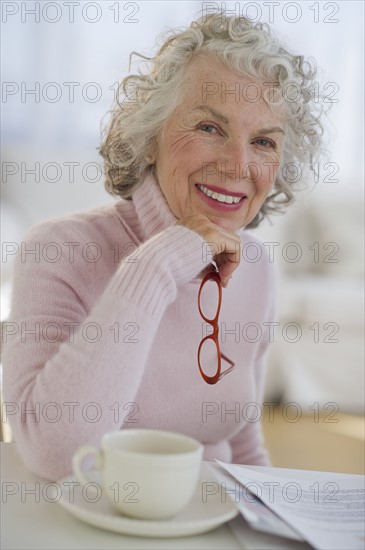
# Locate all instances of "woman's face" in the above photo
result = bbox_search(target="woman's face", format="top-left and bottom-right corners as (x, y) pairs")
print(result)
(152, 55), (285, 232)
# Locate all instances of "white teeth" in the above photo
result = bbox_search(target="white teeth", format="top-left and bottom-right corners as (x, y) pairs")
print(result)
(198, 184), (243, 204)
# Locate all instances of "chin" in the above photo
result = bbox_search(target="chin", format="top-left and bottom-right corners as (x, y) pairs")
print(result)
(209, 217), (243, 232)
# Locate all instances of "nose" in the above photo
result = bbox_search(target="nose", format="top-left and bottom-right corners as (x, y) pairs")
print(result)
(217, 139), (253, 183)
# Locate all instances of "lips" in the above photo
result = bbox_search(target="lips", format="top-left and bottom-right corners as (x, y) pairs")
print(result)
(196, 183), (247, 205)
(197, 183), (247, 198)
(195, 183), (247, 212)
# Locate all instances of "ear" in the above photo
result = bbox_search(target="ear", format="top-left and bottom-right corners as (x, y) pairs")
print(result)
(146, 140), (158, 164)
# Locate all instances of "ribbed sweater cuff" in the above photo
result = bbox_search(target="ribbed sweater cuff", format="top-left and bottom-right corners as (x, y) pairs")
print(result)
(108, 225), (211, 319)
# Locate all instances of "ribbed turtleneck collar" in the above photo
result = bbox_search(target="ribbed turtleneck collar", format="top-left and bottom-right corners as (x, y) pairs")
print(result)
(132, 170), (178, 242)
(113, 169), (178, 246)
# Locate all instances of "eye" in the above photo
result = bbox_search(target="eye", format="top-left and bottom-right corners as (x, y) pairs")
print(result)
(254, 137), (276, 149)
(198, 123), (220, 134)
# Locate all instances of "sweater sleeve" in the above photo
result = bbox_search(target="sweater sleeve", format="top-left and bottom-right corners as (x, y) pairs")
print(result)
(2, 222), (211, 480)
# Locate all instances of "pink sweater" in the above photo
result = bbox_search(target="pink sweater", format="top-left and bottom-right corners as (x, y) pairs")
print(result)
(3, 171), (277, 480)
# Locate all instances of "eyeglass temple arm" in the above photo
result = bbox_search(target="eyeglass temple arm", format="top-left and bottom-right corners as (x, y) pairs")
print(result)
(221, 351), (234, 367)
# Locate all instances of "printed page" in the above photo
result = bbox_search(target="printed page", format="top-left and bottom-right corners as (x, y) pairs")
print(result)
(215, 461), (365, 550)
(206, 462), (304, 541)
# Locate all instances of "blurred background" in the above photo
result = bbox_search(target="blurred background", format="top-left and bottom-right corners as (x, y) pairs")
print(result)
(1, 1), (364, 472)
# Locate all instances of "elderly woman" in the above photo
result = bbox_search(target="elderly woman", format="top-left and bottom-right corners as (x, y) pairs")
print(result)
(3, 13), (322, 480)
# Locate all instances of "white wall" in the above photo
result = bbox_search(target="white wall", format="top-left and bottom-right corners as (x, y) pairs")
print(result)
(2, 1), (363, 226)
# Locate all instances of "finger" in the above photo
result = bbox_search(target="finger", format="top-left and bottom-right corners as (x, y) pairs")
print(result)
(221, 275), (233, 289)
(217, 255), (239, 283)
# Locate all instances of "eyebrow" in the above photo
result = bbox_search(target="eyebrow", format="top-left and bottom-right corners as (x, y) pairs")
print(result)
(192, 105), (285, 134)
(192, 105), (229, 125)
(256, 127), (285, 135)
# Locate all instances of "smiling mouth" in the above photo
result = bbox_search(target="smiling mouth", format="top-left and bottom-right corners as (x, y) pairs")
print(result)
(196, 184), (246, 205)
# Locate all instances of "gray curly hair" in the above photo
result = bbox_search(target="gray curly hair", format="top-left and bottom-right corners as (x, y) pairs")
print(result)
(99, 12), (325, 228)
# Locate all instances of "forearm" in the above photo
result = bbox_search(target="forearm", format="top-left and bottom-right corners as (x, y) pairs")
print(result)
(2, 224), (210, 479)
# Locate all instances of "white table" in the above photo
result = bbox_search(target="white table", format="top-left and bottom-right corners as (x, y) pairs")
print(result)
(1, 443), (243, 550)
(1, 443), (312, 550)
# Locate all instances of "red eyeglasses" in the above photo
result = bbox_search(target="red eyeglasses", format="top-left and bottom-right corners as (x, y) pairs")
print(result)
(197, 269), (235, 385)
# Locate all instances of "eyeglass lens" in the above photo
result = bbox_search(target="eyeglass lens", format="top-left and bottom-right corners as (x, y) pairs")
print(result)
(198, 276), (220, 321)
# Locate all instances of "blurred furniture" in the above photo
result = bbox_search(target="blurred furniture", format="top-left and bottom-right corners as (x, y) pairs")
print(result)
(262, 405), (365, 475)
(257, 191), (364, 416)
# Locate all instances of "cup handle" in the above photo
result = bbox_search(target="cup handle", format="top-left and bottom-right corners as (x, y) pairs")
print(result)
(72, 445), (102, 488)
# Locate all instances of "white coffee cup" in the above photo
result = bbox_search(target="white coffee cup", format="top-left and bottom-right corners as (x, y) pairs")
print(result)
(72, 429), (203, 520)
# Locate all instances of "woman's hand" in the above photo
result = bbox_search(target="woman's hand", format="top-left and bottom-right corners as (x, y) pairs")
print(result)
(177, 215), (241, 286)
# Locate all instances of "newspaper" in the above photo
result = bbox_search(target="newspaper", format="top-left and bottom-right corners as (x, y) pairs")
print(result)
(209, 461), (365, 550)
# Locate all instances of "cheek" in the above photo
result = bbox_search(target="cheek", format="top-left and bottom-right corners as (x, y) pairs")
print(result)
(257, 157), (280, 191)
(172, 135), (214, 163)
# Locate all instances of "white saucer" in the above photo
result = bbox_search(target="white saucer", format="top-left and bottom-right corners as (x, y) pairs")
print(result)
(56, 465), (238, 538)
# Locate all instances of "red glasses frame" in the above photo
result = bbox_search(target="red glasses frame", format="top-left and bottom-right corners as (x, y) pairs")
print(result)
(197, 270), (235, 385)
